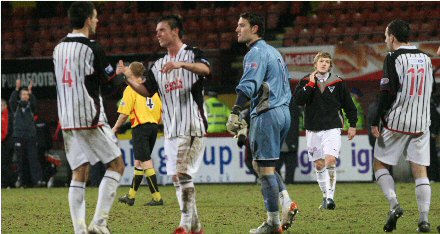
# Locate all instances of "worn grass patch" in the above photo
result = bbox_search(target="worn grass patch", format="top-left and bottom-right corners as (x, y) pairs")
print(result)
(2, 183), (439, 233)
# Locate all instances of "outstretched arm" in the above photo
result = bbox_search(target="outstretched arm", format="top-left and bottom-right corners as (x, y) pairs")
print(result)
(161, 62), (210, 76)
(117, 60), (153, 97)
(112, 114), (129, 134)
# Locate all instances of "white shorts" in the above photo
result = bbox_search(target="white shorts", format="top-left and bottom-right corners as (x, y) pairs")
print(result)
(164, 136), (205, 176)
(306, 128), (341, 162)
(62, 124), (121, 170)
(374, 128), (430, 166)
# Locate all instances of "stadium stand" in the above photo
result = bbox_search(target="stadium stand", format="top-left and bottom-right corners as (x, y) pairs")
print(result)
(3, 1), (437, 59)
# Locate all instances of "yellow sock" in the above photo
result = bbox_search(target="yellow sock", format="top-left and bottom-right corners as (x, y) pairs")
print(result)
(145, 168), (162, 201)
(128, 168), (144, 199)
(128, 188), (136, 199)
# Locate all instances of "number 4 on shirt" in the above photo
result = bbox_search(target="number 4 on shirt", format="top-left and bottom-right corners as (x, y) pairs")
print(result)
(62, 58), (73, 87)
(146, 97), (154, 109)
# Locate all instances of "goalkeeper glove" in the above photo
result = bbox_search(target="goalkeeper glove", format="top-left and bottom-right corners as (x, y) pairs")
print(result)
(236, 126), (247, 148)
(226, 113), (247, 135)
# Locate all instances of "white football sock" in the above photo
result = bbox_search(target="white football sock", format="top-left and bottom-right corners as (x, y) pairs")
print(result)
(174, 181), (183, 211)
(69, 180), (87, 234)
(315, 168), (328, 198)
(279, 190), (292, 208)
(267, 211), (280, 226)
(92, 170), (121, 227)
(415, 178), (431, 223)
(179, 180), (195, 231)
(327, 166), (336, 199)
(375, 169), (398, 209)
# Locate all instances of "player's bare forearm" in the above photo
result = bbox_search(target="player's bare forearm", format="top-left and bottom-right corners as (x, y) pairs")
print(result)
(348, 127), (356, 140)
(113, 114), (129, 133)
(181, 62), (210, 76)
(125, 77), (151, 97)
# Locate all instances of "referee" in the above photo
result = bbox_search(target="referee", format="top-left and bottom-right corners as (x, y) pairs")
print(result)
(113, 62), (163, 206)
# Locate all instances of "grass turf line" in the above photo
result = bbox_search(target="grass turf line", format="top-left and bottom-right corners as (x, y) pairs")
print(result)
(2, 183), (439, 233)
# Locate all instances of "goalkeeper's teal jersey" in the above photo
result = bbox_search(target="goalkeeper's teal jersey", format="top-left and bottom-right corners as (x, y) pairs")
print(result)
(236, 39), (292, 117)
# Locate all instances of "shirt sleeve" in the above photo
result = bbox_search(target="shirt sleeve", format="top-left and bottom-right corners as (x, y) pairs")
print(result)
(372, 53), (398, 126)
(117, 87), (134, 116)
(294, 76), (315, 106)
(236, 48), (267, 98)
(193, 47), (210, 67)
(380, 53), (399, 94)
(142, 67), (159, 95)
(93, 41), (116, 82)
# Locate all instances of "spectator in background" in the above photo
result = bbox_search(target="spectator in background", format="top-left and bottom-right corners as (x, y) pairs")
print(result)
(2, 98), (16, 188)
(9, 79), (45, 187)
(343, 87), (365, 130)
(428, 92), (440, 182)
(276, 98), (300, 184)
(204, 91), (231, 133)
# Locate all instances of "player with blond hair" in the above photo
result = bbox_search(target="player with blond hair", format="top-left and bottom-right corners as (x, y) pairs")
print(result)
(294, 51), (357, 210)
(113, 62), (163, 207)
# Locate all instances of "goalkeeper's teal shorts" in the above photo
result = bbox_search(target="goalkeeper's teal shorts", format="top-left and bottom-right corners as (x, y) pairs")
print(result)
(249, 105), (290, 161)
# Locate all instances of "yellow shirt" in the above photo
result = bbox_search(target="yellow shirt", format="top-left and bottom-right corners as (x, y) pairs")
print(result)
(118, 86), (162, 128)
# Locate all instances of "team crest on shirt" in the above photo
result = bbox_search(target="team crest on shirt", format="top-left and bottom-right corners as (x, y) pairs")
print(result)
(380, 78), (389, 85)
(328, 86), (335, 93)
(245, 62), (258, 70)
(105, 65), (114, 75)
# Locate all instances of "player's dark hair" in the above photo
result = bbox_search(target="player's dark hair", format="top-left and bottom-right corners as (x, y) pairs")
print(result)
(158, 15), (185, 39)
(68, 1), (95, 29)
(239, 12), (265, 38)
(387, 19), (410, 43)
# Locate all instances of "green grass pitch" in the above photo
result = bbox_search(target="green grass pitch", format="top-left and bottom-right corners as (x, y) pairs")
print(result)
(2, 183), (439, 233)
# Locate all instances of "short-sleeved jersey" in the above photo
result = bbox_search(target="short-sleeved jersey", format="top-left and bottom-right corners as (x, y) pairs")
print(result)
(380, 46), (434, 134)
(143, 44), (210, 138)
(53, 33), (116, 130)
(236, 40), (291, 117)
(118, 86), (162, 128)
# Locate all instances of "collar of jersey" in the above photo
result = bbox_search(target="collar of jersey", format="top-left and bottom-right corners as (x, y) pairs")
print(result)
(316, 72), (330, 82)
(397, 45), (417, 50)
(248, 39), (263, 49)
(169, 44), (187, 58)
(67, 33), (87, 38)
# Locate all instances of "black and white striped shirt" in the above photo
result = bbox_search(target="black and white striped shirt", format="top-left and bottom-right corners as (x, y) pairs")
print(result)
(53, 33), (116, 130)
(380, 45), (434, 134)
(144, 44), (210, 138)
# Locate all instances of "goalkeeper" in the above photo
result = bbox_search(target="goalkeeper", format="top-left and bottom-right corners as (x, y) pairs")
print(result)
(227, 12), (298, 233)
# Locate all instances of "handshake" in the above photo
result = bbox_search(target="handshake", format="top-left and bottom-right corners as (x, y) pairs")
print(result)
(226, 113), (248, 148)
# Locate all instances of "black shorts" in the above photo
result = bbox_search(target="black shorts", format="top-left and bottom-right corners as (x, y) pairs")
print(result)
(132, 123), (158, 162)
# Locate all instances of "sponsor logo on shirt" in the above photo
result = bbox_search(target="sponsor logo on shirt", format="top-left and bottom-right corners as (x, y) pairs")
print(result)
(165, 78), (183, 93)
(409, 58), (425, 65)
(245, 62), (258, 69)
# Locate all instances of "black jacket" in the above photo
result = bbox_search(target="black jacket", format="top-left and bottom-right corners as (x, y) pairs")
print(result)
(294, 73), (357, 131)
(9, 90), (37, 138)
